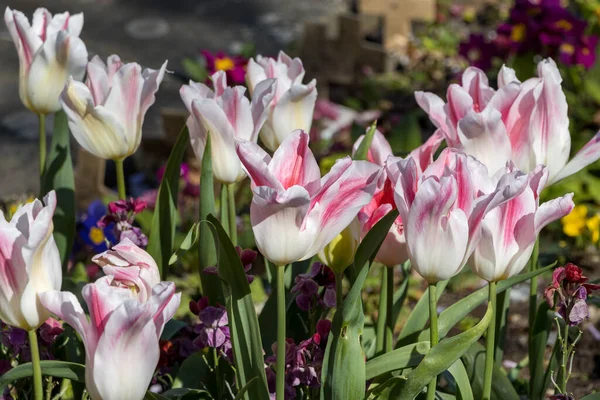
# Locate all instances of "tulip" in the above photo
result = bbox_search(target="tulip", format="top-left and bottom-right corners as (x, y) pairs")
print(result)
(416, 59), (600, 185)
(0, 191), (61, 331)
(92, 238), (161, 302)
(246, 51), (317, 152)
(39, 276), (181, 400)
(318, 217), (361, 275)
(470, 165), (574, 282)
(60, 55), (167, 162)
(180, 71), (276, 184)
(4, 7), (88, 114)
(237, 129), (382, 267)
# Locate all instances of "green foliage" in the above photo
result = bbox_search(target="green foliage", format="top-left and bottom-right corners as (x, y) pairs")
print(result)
(461, 343), (519, 400)
(40, 110), (75, 274)
(0, 361), (85, 391)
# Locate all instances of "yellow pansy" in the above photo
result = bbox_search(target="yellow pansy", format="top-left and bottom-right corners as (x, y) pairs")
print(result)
(561, 204), (588, 237)
(586, 214), (600, 243)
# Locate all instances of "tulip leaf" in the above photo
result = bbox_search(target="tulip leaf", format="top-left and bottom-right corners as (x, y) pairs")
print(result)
(321, 210), (398, 400)
(400, 263), (557, 345)
(353, 121), (377, 161)
(205, 214), (269, 400)
(161, 319), (188, 341)
(396, 280), (448, 346)
(161, 388), (213, 400)
(447, 359), (473, 400)
(0, 360), (85, 390)
(169, 222), (200, 265)
(581, 394), (600, 400)
(460, 342), (519, 400)
(366, 341), (430, 379)
(529, 302), (554, 400)
(198, 136), (223, 304)
(145, 392), (171, 400)
(386, 301), (492, 399)
(41, 110), (75, 274)
(147, 127), (188, 280)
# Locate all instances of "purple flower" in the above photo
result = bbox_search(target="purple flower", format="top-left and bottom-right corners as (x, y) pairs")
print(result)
(203, 246), (256, 284)
(201, 50), (248, 85)
(291, 263), (337, 312)
(193, 305), (233, 360)
(459, 33), (504, 71)
(98, 198), (148, 248)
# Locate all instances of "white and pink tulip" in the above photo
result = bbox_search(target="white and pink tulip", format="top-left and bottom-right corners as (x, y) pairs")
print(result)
(236, 129), (382, 266)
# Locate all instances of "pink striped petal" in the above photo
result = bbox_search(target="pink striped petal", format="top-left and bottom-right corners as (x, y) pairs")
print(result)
(534, 193), (575, 235)
(149, 282), (181, 338)
(82, 276), (133, 339)
(220, 86), (254, 141)
(250, 78), (277, 142)
(236, 139), (281, 189)
(550, 131), (600, 185)
(497, 65), (520, 88)
(461, 67), (495, 112)
(415, 92), (450, 140)
(387, 155), (420, 222)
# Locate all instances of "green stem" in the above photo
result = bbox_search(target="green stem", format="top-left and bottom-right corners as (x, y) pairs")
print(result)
(559, 321), (569, 393)
(115, 159), (126, 200)
(227, 184), (237, 245)
(427, 284), (439, 400)
(376, 267), (388, 355)
(28, 330), (43, 400)
(483, 281), (497, 400)
(335, 272), (343, 308)
(528, 239), (540, 346)
(39, 114), (46, 178)
(213, 347), (223, 400)
(386, 267), (394, 353)
(276, 265), (286, 400)
(220, 185), (230, 236)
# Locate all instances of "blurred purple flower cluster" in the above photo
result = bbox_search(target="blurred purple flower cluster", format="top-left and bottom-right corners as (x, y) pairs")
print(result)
(98, 198), (148, 248)
(545, 263), (600, 326)
(266, 319), (332, 399)
(460, 0), (598, 70)
(291, 262), (336, 312)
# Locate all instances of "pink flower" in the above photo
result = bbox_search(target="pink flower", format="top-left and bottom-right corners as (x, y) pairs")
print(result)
(469, 164), (574, 282)
(387, 149), (528, 283)
(236, 130), (382, 266)
(246, 51), (317, 152)
(92, 238), (161, 303)
(0, 191), (61, 330)
(4, 7), (88, 114)
(416, 59), (600, 186)
(180, 71), (276, 183)
(201, 50), (247, 85)
(354, 130), (444, 267)
(39, 276), (180, 400)
(61, 55), (168, 160)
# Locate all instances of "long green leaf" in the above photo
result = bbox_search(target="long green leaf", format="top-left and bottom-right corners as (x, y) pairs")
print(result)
(353, 121), (378, 161)
(147, 127), (188, 280)
(205, 215), (269, 400)
(447, 359), (473, 400)
(321, 210), (398, 400)
(529, 302), (553, 400)
(393, 301), (493, 399)
(412, 263), (556, 343)
(198, 136), (223, 304)
(0, 361), (85, 390)
(461, 342), (519, 400)
(41, 110), (75, 273)
(366, 341), (429, 380)
(581, 394), (600, 400)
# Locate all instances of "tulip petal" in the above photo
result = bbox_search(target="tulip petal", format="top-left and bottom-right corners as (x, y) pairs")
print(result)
(461, 67), (495, 111)
(82, 276), (133, 338)
(149, 282), (181, 338)
(38, 290), (90, 349)
(7, 9), (42, 70)
(534, 193), (575, 236)
(250, 78), (277, 142)
(61, 79), (129, 160)
(387, 156), (419, 221)
(140, 60), (168, 119)
(407, 130), (444, 173)
(550, 131), (600, 185)
(250, 186), (312, 266)
(497, 65), (520, 88)
(220, 86), (253, 141)
(92, 300), (159, 400)
(445, 84), (474, 142)
(415, 91), (449, 137)
(27, 30), (88, 113)
(30, 8), (51, 40)
(246, 58), (268, 94)
(236, 139), (282, 189)
(86, 58), (110, 106)
(0, 214), (29, 328)
(268, 130), (320, 194)
(270, 80), (317, 149)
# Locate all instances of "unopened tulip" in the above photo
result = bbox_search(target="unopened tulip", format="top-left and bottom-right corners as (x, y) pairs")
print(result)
(318, 218), (361, 274)
(387, 149), (528, 283)
(92, 238), (161, 302)
(39, 276), (180, 400)
(4, 7), (88, 114)
(60, 55), (167, 160)
(354, 130), (443, 267)
(416, 59), (600, 185)
(470, 165), (574, 282)
(237, 129), (382, 266)
(246, 51), (317, 152)
(180, 71), (276, 183)
(0, 191), (61, 330)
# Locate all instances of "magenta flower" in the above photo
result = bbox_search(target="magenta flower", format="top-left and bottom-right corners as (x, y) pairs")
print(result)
(201, 50), (247, 85)
(98, 198), (148, 248)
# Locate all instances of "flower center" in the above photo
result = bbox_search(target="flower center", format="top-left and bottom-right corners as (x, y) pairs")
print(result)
(215, 57), (235, 72)
(89, 227), (105, 245)
(511, 24), (526, 43)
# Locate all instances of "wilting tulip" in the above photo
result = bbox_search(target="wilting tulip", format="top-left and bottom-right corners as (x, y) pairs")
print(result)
(387, 149), (527, 283)
(180, 71), (276, 183)
(0, 191), (61, 330)
(237, 129), (381, 266)
(318, 218), (361, 274)
(4, 7), (88, 114)
(60, 55), (167, 161)
(39, 276), (180, 400)
(354, 130), (443, 267)
(470, 165), (574, 282)
(92, 238), (161, 302)
(246, 51), (317, 152)
(416, 59), (600, 185)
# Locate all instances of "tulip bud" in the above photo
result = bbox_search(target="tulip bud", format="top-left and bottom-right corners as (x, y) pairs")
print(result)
(5, 7), (88, 114)
(318, 218), (361, 274)
(0, 191), (61, 330)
